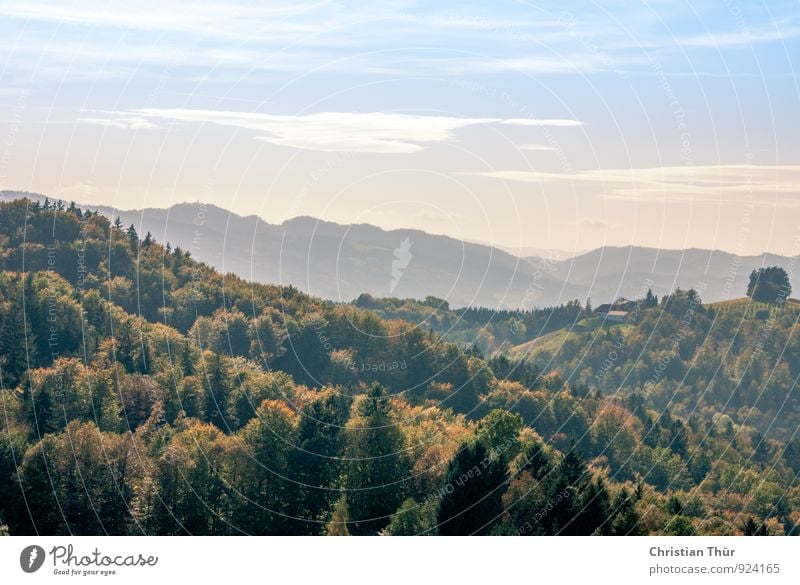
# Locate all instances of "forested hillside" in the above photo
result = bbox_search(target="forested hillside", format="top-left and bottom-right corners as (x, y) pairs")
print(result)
(0, 198), (798, 536)
(519, 290), (800, 443)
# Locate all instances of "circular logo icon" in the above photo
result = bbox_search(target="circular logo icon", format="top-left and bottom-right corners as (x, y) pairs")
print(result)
(20, 545), (46, 573)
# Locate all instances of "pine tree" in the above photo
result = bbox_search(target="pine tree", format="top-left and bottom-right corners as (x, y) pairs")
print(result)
(742, 517), (769, 536)
(575, 477), (612, 535)
(203, 352), (231, 431)
(344, 384), (411, 534)
(437, 441), (507, 535)
(670, 419), (689, 458)
(558, 446), (588, 489)
(0, 292), (35, 388)
(127, 225), (138, 251)
(752, 432), (773, 465)
(520, 441), (552, 481)
(645, 288), (658, 308)
(689, 450), (711, 483)
(611, 488), (642, 535)
(545, 446), (589, 535)
(21, 386), (56, 439)
(181, 341), (194, 376)
(785, 440), (800, 474)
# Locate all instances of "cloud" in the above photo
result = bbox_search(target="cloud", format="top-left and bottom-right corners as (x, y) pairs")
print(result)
(578, 217), (610, 230)
(121, 108), (582, 153)
(677, 23), (800, 48)
(518, 144), (558, 151)
(500, 118), (582, 127)
(473, 165), (800, 207)
(78, 115), (157, 130)
(475, 55), (614, 74)
(0, 1), (332, 39)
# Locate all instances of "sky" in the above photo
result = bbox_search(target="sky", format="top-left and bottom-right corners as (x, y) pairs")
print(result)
(0, 0), (798, 255)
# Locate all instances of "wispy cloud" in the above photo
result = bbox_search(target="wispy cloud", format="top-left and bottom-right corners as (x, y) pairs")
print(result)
(0, 0), (334, 39)
(579, 217), (610, 230)
(677, 23), (800, 48)
(518, 144), (558, 151)
(78, 115), (157, 130)
(473, 165), (800, 207)
(474, 55), (619, 74)
(103, 108), (583, 153)
(499, 118), (582, 127)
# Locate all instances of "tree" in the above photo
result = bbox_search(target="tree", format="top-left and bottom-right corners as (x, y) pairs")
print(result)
(544, 446), (591, 535)
(384, 498), (437, 535)
(325, 498), (350, 536)
(0, 428), (30, 534)
(644, 288), (658, 308)
(437, 441), (507, 535)
(343, 384), (411, 534)
(477, 409), (522, 458)
(293, 390), (350, 528)
(611, 488), (643, 535)
(0, 285), (35, 388)
(19, 421), (139, 535)
(229, 400), (303, 534)
(520, 441), (552, 481)
(575, 477), (612, 535)
(248, 309), (286, 364)
(137, 422), (231, 535)
(202, 352), (231, 430)
(688, 450), (711, 483)
(742, 517), (769, 536)
(20, 384), (56, 439)
(747, 267), (791, 304)
(126, 225), (138, 251)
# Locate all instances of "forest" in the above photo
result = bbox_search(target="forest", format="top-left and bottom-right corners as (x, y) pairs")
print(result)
(0, 197), (798, 536)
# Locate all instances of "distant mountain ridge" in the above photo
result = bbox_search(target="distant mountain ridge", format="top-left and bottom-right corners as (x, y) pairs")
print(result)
(2, 190), (797, 308)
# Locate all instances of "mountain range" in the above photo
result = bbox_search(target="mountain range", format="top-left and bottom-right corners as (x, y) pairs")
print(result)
(2, 190), (797, 308)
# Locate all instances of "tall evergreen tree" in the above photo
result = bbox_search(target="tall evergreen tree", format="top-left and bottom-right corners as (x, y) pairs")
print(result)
(344, 384), (411, 534)
(437, 441), (507, 535)
(611, 488), (643, 535)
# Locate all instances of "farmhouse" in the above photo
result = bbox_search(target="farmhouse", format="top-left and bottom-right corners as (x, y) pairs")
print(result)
(604, 310), (629, 323)
(595, 297), (639, 323)
(595, 297), (637, 315)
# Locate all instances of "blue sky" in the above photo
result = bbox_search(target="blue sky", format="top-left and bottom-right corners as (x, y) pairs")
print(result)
(0, 1), (798, 254)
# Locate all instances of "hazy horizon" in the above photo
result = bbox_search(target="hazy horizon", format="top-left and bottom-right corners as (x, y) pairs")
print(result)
(3, 188), (798, 259)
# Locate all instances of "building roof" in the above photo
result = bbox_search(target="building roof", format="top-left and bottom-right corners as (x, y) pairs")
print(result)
(606, 310), (628, 317)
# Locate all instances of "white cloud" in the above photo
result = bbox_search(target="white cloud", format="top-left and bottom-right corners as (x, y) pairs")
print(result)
(473, 165), (800, 207)
(677, 23), (800, 48)
(123, 108), (582, 153)
(0, 1), (333, 39)
(500, 118), (583, 127)
(518, 144), (558, 151)
(78, 116), (157, 130)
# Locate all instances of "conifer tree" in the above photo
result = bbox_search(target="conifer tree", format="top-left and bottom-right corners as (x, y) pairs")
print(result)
(437, 441), (507, 535)
(611, 488), (643, 535)
(344, 383), (411, 534)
